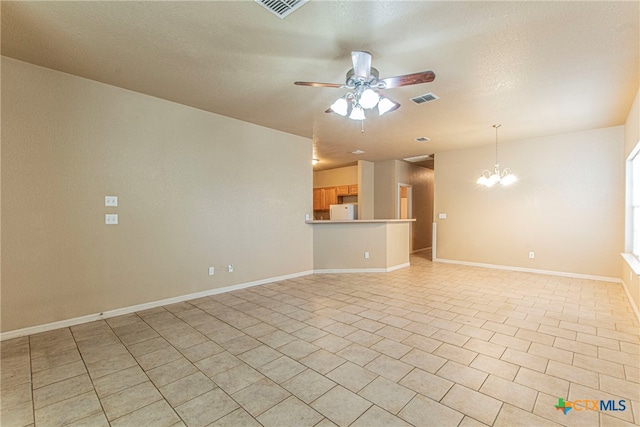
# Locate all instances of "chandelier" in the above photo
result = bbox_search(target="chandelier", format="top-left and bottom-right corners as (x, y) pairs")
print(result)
(328, 68), (400, 120)
(477, 124), (517, 186)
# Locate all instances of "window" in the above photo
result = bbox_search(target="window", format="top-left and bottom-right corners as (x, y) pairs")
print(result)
(633, 148), (640, 258)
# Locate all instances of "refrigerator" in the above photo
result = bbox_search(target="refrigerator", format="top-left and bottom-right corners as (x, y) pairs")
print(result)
(330, 204), (358, 220)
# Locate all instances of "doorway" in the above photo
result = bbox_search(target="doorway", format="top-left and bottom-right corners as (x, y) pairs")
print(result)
(398, 184), (412, 219)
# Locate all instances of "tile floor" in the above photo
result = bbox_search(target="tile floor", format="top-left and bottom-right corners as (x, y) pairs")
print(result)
(2, 254), (639, 426)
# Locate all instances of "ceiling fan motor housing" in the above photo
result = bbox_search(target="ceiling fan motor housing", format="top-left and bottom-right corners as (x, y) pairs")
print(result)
(346, 67), (379, 88)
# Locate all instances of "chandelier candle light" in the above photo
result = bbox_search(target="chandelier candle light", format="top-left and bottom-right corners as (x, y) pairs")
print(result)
(477, 124), (517, 187)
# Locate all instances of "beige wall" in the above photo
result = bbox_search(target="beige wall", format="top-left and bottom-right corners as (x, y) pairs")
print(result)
(313, 165), (357, 188)
(373, 160), (396, 219)
(312, 222), (410, 271)
(434, 126), (624, 279)
(386, 222), (411, 268)
(625, 90), (640, 158)
(374, 160), (433, 251)
(395, 161), (434, 251)
(1, 57), (313, 332)
(358, 160), (375, 220)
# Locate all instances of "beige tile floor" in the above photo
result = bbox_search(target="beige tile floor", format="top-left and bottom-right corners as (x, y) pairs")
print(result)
(2, 254), (639, 426)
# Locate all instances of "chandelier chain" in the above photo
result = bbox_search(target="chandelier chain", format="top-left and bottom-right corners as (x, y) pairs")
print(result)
(477, 123), (516, 187)
(494, 123), (501, 166)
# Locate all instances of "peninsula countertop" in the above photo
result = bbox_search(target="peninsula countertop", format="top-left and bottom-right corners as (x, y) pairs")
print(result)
(308, 219), (414, 272)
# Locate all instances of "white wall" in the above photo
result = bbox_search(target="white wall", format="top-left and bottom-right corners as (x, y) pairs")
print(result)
(1, 57), (313, 333)
(434, 126), (624, 279)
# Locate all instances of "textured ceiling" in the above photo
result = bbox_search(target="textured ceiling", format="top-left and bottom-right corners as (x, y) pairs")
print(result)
(2, 1), (638, 170)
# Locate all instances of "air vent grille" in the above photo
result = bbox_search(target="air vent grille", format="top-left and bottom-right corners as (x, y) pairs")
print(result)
(255, 0), (309, 18)
(404, 154), (432, 163)
(410, 92), (439, 104)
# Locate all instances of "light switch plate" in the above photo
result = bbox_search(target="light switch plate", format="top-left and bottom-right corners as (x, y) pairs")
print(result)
(105, 214), (118, 225)
(105, 196), (118, 207)
(438, 213), (447, 219)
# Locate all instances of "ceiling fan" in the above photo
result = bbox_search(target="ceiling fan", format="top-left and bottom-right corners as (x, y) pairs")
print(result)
(294, 51), (435, 120)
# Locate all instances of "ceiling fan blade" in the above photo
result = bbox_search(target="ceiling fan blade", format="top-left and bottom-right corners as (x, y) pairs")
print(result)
(378, 70), (435, 89)
(294, 81), (344, 88)
(351, 51), (372, 79)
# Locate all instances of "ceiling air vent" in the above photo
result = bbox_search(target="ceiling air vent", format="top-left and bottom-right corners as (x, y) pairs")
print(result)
(410, 92), (439, 104)
(403, 154), (432, 163)
(255, 0), (309, 18)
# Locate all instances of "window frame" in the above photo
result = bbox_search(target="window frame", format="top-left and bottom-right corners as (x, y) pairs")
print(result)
(630, 142), (640, 259)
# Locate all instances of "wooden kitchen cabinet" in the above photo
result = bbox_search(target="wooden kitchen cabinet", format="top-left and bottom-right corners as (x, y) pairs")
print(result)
(313, 188), (324, 211)
(313, 187), (338, 211)
(336, 185), (350, 196)
(314, 185), (356, 211)
(323, 187), (337, 208)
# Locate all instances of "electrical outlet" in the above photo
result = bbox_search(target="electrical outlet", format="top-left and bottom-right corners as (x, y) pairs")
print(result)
(529, 252), (535, 259)
(105, 196), (118, 207)
(208, 267), (215, 276)
(105, 214), (118, 225)
(228, 264), (234, 273)
(364, 252), (370, 259)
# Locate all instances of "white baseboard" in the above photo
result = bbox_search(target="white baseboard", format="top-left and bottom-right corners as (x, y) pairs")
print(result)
(620, 253), (640, 323)
(0, 270), (314, 341)
(620, 277), (640, 323)
(387, 262), (411, 272)
(434, 257), (622, 283)
(314, 262), (410, 274)
(411, 247), (432, 254)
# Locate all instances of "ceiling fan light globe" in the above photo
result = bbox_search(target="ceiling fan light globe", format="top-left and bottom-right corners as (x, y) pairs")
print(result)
(330, 98), (349, 116)
(349, 105), (366, 120)
(349, 106), (366, 121)
(378, 97), (397, 115)
(359, 88), (380, 109)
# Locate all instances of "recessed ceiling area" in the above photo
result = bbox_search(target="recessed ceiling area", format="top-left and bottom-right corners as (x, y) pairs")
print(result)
(1, 1), (638, 170)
